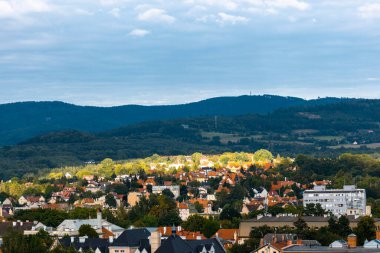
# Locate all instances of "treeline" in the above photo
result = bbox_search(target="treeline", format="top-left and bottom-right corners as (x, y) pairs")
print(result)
(1, 99), (380, 178)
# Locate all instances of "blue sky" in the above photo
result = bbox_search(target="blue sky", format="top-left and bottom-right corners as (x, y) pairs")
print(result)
(1, 0), (380, 106)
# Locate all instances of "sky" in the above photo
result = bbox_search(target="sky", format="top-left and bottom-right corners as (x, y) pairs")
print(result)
(1, 0), (380, 106)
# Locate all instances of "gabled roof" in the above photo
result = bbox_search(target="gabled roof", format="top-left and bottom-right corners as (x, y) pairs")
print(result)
(59, 237), (110, 253)
(213, 229), (238, 241)
(155, 235), (226, 253)
(155, 235), (193, 253)
(111, 228), (151, 247)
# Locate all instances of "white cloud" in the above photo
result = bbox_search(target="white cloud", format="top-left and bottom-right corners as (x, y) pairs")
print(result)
(137, 8), (175, 23)
(367, 77), (380, 81)
(109, 7), (120, 17)
(218, 12), (249, 24)
(0, 0), (52, 18)
(244, 0), (310, 11)
(184, 0), (238, 11)
(358, 3), (380, 19)
(129, 28), (150, 37)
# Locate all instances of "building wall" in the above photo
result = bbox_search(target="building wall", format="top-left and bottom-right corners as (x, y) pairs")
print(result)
(303, 185), (366, 216)
(109, 247), (137, 253)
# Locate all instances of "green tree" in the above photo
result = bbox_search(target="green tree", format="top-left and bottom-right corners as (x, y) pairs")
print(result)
(294, 216), (308, 238)
(78, 224), (98, 238)
(355, 216), (376, 245)
(336, 215), (351, 237)
(253, 149), (273, 162)
(105, 194), (117, 207)
(194, 201), (204, 213)
(182, 215), (207, 232)
(220, 205), (241, 220)
(162, 189), (175, 199)
(202, 219), (220, 238)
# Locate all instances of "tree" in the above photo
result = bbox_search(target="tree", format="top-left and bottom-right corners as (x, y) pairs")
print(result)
(162, 189), (175, 199)
(1, 229), (52, 253)
(336, 215), (351, 237)
(294, 217), (308, 238)
(303, 203), (326, 216)
(220, 205), (241, 220)
(202, 219), (220, 238)
(105, 194), (117, 207)
(134, 215), (159, 227)
(253, 149), (273, 162)
(78, 224), (98, 238)
(194, 201), (204, 213)
(182, 215), (207, 232)
(355, 216), (376, 245)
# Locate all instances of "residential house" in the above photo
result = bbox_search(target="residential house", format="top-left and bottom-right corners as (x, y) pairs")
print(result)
(108, 228), (151, 253)
(53, 211), (124, 238)
(155, 231), (225, 253)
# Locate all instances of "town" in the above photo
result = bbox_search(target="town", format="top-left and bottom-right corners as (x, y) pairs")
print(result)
(0, 150), (379, 253)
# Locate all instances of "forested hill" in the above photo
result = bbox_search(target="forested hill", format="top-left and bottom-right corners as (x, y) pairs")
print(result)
(0, 95), (345, 145)
(1, 99), (380, 179)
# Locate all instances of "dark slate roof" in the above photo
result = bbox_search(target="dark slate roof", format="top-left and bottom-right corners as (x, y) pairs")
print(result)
(156, 235), (193, 253)
(186, 238), (226, 253)
(112, 228), (151, 247)
(59, 237), (110, 253)
(156, 235), (225, 253)
(138, 239), (151, 253)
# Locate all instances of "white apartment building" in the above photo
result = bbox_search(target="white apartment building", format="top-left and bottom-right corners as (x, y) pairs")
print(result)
(303, 185), (366, 216)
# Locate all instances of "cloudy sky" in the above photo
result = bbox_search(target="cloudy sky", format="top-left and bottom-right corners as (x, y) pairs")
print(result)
(1, 0), (380, 106)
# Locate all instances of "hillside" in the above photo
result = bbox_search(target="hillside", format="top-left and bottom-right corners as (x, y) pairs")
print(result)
(0, 99), (379, 179)
(0, 95), (344, 145)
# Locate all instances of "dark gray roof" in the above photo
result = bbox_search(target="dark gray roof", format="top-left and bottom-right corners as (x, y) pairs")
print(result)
(59, 237), (110, 253)
(155, 235), (193, 253)
(186, 238), (226, 253)
(156, 235), (225, 253)
(112, 228), (151, 247)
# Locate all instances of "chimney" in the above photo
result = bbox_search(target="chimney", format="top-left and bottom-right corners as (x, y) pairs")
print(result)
(234, 231), (238, 242)
(12, 222), (16, 227)
(347, 234), (357, 248)
(150, 231), (161, 253)
(97, 210), (102, 229)
(79, 237), (86, 243)
(376, 230), (380, 240)
(109, 236), (114, 243)
(297, 239), (302, 245)
(259, 238), (264, 247)
(287, 240), (293, 246)
(70, 237), (74, 243)
(196, 236), (202, 240)
(163, 227), (167, 234)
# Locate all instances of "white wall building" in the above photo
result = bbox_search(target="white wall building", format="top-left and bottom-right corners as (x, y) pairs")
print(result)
(303, 185), (366, 216)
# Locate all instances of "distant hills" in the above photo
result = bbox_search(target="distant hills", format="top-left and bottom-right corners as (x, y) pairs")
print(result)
(1, 97), (380, 179)
(0, 95), (345, 145)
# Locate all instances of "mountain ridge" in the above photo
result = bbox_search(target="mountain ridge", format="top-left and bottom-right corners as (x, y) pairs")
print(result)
(0, 95), (348, 145)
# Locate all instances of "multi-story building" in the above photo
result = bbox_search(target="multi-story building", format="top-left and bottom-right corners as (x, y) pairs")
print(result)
(303, 185), (366, 216)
